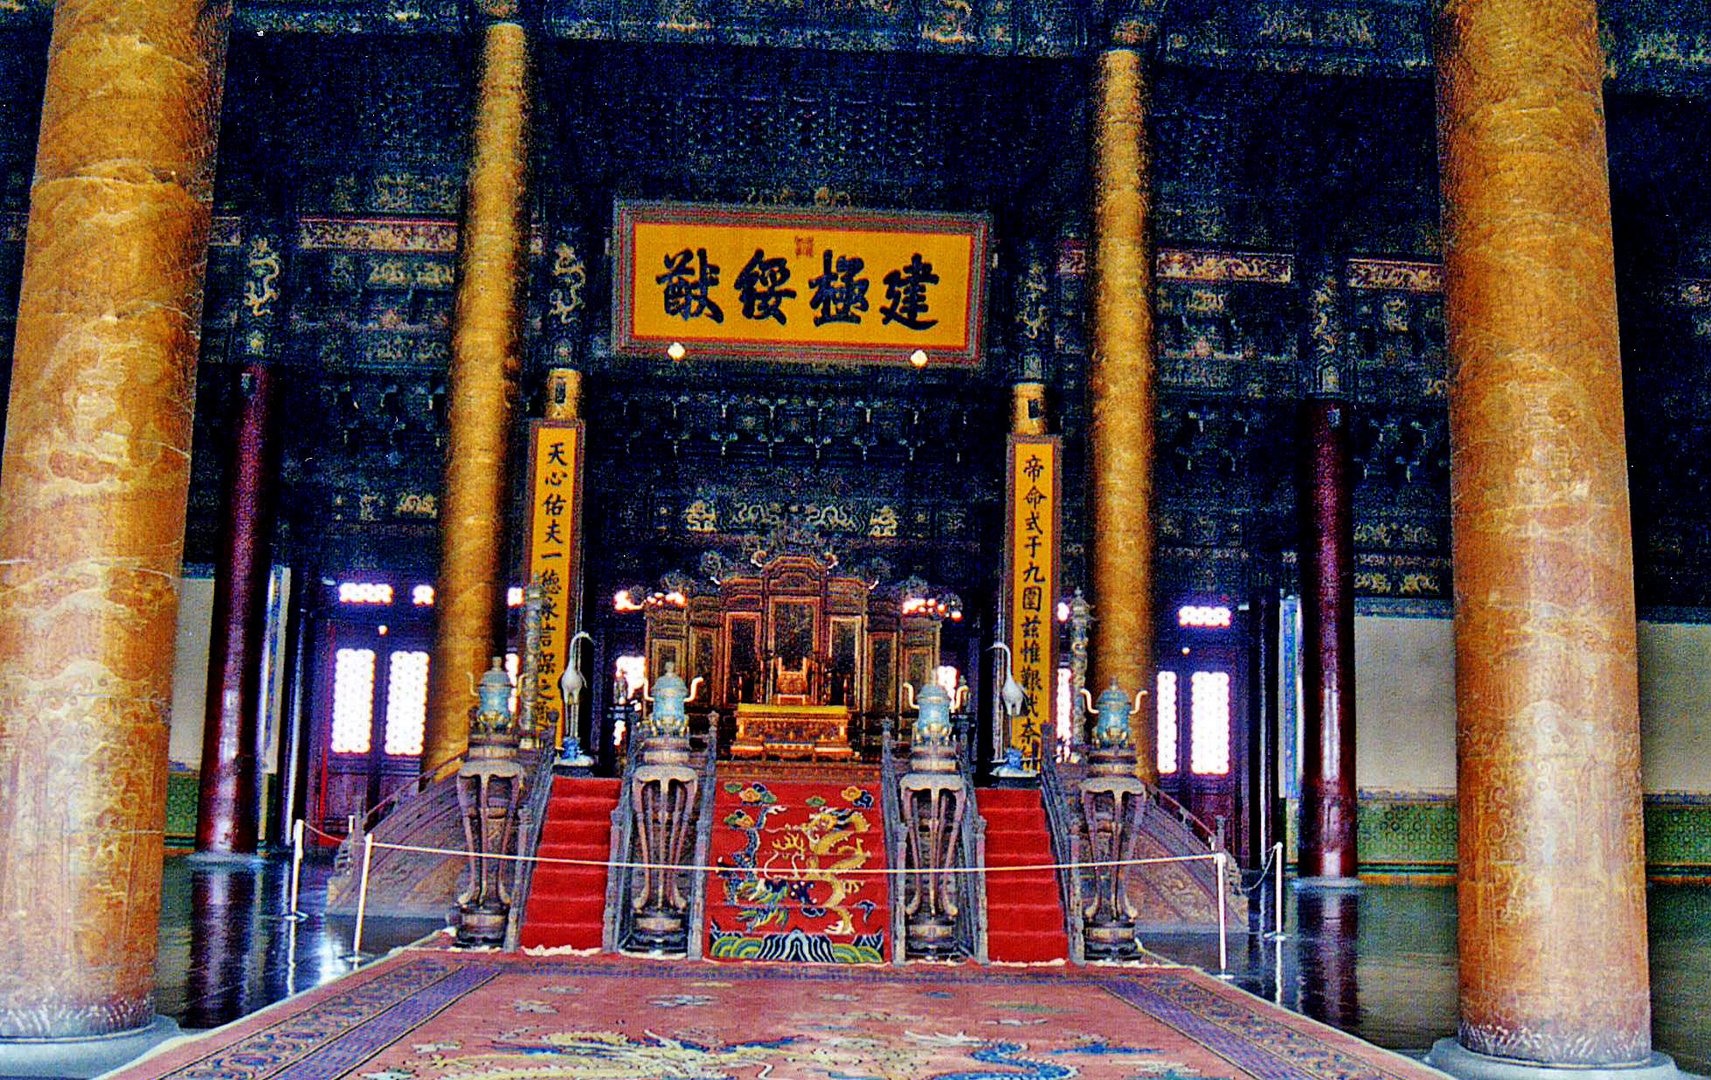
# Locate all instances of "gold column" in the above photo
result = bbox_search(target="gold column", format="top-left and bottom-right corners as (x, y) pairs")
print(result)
(1434, 0), (1657, 1070)
(0, 0), (229, 1039)
(1011, 381), (1046, 435)
(546, 366), (583, 421)
(1086, 47), (1158, 781)
(423, 17), (532, 775)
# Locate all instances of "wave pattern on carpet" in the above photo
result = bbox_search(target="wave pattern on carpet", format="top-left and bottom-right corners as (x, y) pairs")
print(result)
(705, 778), (890, 964)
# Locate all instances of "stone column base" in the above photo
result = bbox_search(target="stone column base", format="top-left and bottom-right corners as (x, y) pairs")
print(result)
(1428, 1039), (1686, 1080)
(0, 1016), (184, 1078)
(184, 850), (270, 866)
(1292, 875), (1363, 891)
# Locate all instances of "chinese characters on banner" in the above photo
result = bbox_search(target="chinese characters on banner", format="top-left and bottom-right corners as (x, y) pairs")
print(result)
(615, 201), (989, 366)
(1005, 435), (1059, 765)
(523, 420), (584, 745)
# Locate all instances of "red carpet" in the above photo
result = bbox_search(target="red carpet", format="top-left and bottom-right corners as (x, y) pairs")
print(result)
(519, 776), (621, 950)
(978, 786), (1070, 962)
(110, 950), (1455, 1080)
(706, 778), (889, 963)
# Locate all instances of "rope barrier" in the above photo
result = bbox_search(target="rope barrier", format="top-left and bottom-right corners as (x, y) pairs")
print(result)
(1239, 842), (1279, 895)
(306, 820), (1221, 878)
(315, 815), (1243, 973)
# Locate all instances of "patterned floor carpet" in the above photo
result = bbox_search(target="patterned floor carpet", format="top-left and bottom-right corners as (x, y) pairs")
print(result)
(110, 951), (1451, 1080)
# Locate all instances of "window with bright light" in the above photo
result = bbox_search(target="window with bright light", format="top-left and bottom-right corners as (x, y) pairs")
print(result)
(1056, 666), (1073, 752)
(1177, 604), (1232, 628)
(506, 652), (520, 714)
(1189, 670), (1231, 775)
(338, 582), (393, 605)
(381, 651), (429, 756)
(934, 665), (960, 697)
(411, 584), (435, 606)
(331, 648), (377, 754)
(614, 655), (646, 749)
(1157, 671), (1179, 775)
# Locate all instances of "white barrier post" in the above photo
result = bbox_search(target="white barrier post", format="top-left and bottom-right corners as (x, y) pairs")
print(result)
(287, 819), (307, 920)
(1274, 926), (1285, 1005)
(286, 916), (299, 997)
(343, 833), (374, 964)
(1272, 841), (1286, 940)
(1215, 851), (1230, 976)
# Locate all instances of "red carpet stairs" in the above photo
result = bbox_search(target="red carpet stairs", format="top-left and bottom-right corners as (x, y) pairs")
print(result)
(977, 787), (1070, 962)
(519, 776), (622, 950)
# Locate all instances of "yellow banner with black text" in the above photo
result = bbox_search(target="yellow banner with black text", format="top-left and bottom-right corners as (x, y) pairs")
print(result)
(615, 201), (988, 366)
(1004, 435), (1059, 766)
(523, 420), (585, 745)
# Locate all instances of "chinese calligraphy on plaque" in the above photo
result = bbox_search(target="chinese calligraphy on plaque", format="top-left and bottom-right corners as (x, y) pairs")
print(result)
(616, 201), (988, 365)
(524, 421), (584, 745)
(1005, 435), (1060, 766)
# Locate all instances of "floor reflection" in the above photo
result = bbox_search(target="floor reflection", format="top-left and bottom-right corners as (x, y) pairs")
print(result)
(154, 852), (444, 1030)
(1142, 881), (1709, 1076)
(1295, 888), (1361, 1031)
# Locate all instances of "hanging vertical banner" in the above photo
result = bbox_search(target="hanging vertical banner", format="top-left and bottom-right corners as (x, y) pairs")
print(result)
(1004, 434), (1060, 765)
(522, 420), (585, 743)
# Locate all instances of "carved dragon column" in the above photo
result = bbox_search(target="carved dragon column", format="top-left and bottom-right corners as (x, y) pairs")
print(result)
(424, 5), (534, 775)
(0, 0), (231, 1045)
(1087, 47), (1159, 782)
(1429, 1), (1673, 1076)
(1011, 238), (1052, 439)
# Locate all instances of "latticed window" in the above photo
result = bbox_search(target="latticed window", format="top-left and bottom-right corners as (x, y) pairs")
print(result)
(1189, 670), (1231, 776)
(382, 651), (430, 757)
(330, 648), (377, 754)
(1156, 671), (1179, 775)
(338, 582), (392, 605)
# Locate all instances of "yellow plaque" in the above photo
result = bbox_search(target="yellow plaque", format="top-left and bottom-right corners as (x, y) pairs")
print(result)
(615, 201), (989, 365)
(1004, 435), (1060, 765)
(522, 420), (584, 744)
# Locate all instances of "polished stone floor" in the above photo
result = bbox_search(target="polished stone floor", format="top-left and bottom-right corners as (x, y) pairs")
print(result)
(1145, 880), (1711, 1077)
(152, 854), (1711, 1075)
(154, 851), (443, 1030)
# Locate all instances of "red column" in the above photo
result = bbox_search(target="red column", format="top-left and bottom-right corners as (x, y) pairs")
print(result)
(1298, 398), (1358, 883)
(195, 362), (280, 855)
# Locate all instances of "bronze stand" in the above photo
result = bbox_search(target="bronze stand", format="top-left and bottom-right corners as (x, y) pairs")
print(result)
(455, 659), (524, 946)
(1079, 680), (1150, 959)
(629, 664), (702, 951)
(900, 681), (969, 958)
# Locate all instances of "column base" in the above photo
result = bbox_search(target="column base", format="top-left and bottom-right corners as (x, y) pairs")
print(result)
(0, 1016), (184, 1079)
(1428, 1040), (1686, 1080)
(184, 849), (269, 866)
(1293, 875), (1363, 891)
